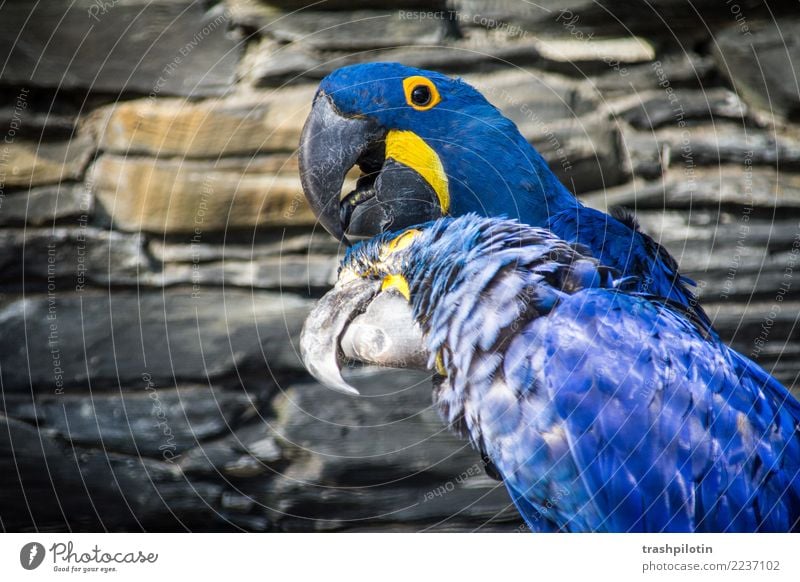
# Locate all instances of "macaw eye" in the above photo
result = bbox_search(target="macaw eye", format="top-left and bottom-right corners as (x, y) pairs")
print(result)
(411, 85), (431, 106)
(403, 76), (441, 111)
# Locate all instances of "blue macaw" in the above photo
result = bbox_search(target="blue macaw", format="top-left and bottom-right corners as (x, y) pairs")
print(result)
(299, 62), (695, 312)
(300, 215), (800, 532)
(298, 62), (792, 436)
(298, 62), (800, 530)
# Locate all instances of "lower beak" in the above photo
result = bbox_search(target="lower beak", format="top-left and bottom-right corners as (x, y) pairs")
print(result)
(300, 279), (428, 395)
(344, 159), (442, 237)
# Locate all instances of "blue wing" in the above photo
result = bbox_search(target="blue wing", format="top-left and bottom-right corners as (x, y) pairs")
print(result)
(496, 290), (800, 532)
(548, 206), (707, 324)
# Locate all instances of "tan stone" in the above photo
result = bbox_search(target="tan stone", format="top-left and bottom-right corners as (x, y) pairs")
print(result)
(95, 86), (316, 158)
(90, 154), (315, 233)
(0, 135), (94, 188)
(533, 37), (655, 65)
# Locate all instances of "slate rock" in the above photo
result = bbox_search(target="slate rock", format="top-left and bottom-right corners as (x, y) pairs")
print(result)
(0, 0), (240, 96)
(456, 0), (782, 42)
(630, 210), (800, 301)
(257, 10), (450, 51)
(0, 103), (78, 141)
(0, 227), (151, 288)
(2, 386), (258, 458)
(705, 301), (800, 392)
(227, 0), (447, 25)
(0, 414), (83, 530)
(581, 166), (800, 212)
(591, 53), (716, 99)
(0, 289), (312, 393)
(464, 70), (626, 192)
(178, 422), (284, 476)
(525, 36), (655, 78)
(618, 124), (800, 179)
(239, 38), (326, 86)
(663, 126), (800, 169)
(714, 19), (800, 121)
(613, 88), (749, 129)
(253, 369), (522, 531)
(149, 231), (341, 263)
(0, 184), (93, 227)
(0, 414), (239, 531)
(156, 254), (338, 291)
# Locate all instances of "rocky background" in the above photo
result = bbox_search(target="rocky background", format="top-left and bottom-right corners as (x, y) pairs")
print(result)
(0, 0), (798, 532)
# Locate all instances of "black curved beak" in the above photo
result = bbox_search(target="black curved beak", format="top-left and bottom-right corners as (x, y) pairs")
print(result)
(300, 278), (428, 395)
(299, 92), (441, 242)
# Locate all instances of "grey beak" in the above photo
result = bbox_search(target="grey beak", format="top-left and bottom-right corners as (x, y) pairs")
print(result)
(300, 279), (428, 395)
(299, 91), (383, 243)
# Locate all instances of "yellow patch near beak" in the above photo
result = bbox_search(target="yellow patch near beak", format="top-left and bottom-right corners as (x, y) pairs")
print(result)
(381, 274), (410, 301)
(385, 130), (450, 214)
(379, 228), (421, 263)
(435, 351), (448, 377)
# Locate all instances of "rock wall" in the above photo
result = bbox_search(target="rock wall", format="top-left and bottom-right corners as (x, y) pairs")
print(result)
(1, 0), (798, 532)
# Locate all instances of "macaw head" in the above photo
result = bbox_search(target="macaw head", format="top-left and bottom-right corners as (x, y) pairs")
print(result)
(300, 214), (610, 395)
(299, 62), (571, 243)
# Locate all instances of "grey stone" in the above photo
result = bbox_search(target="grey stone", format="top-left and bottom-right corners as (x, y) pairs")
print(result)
(456, 0), (781, 41)
(156, 254), (338, 291)
(221, 491), (255, 512)
(226, 0), (449, 30)
(714, 19), (800, 121)
(0, 227), (151, 287)
(0, 413), (250, 531)
(0, 1), (240, 96)
(252, 369), (522, 531)
(613, 88), (749, 129)
(465, 70), (626, 192)
(257, 10), (450, 51)
(2, 386), (257, 457)
(247, 436), (282, 463)
(0, 289), (312, 393)
(0, 107), (78, 140)
(223, 455), (268, 478)
(149, 232), (341, 263)
(618, 124), (800, 179)
(239, 39), (324, 86)
(178, 422), (285, 476)
(664, 126), (800, 169)
(630, 210), (800, 297)
(0, 184), (93, 227)
(591, 53), (716, 99)
(582, 166), (800, 212)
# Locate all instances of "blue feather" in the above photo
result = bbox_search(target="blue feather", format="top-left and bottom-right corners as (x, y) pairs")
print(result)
(341, 215), (800, 532)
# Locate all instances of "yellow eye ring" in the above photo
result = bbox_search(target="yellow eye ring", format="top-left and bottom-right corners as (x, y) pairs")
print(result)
(403, 76), (441, 111)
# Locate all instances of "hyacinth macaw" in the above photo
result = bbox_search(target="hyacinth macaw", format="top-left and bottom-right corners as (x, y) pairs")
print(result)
(297, 61), (790, 449)
(299, 62), (695, 312)
(300, 215), (800, 532)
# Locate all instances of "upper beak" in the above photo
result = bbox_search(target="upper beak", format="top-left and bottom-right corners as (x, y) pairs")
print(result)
(300, 279), (429, 395)
(299, 92), (442, 242)
(299, 91), (383, 243)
